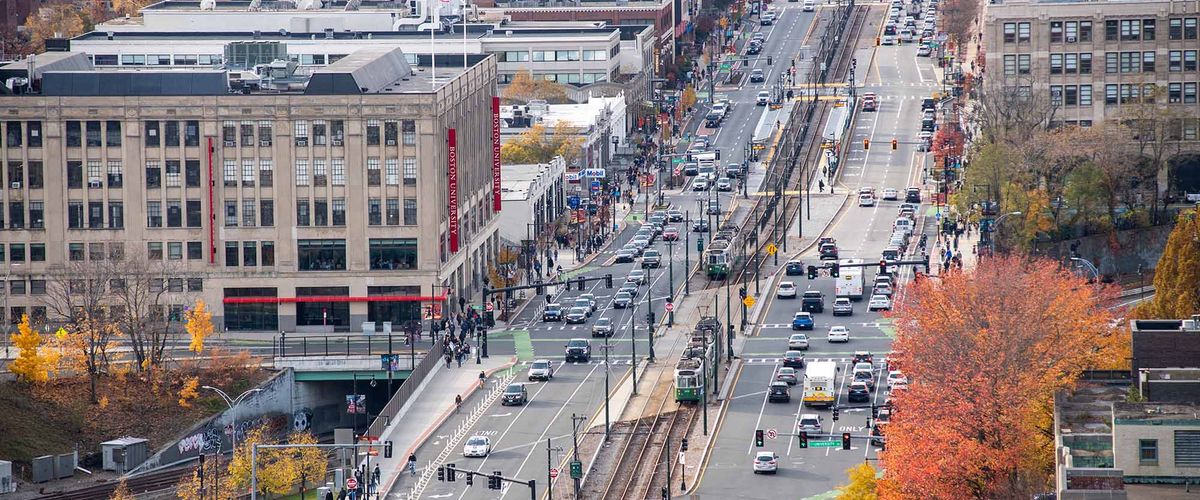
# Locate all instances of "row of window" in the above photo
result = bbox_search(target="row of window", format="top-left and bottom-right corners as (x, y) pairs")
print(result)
(1103, 82), (1199, 104)
(1, 201), (45, 230)
(0, 243), (47, 262)
(66, 241), (124, 261)
(3, 121), (42, 148)
(65, 201), (124, 229)
(224, 240), (276, 267)
(65, 160), (124, 189)
(4, 161), (44, 189)
(145, 241), (204, 261)
(63, 121), (122, 148)
(499, 49), (612, 62)
(6, 119), (418, 150)
(144, 120), (202, 148)
(497, 72), (610, 84)
(146, 200), (202, 228)
(367, 198), (418, 226)
(1049, 85), (1094, 106)
(93, 54), (222, 66)
(1007, 17), (1199, 44)
(223, 199), (276, 227)
(1005, 51), (1200, 76)
(292, 238), (420, 271)
(289, 159), (350, 187)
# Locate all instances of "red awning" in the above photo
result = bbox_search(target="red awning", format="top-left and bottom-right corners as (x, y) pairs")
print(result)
(223, 295), (448, 305)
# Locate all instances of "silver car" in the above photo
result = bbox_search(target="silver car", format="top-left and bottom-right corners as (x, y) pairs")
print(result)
(528, 359), (554, 381)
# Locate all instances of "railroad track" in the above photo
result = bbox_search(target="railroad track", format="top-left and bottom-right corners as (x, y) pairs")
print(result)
(37, 466), (191, 500)
(598, 396), (699, 500)
(641, 405), (702, 500)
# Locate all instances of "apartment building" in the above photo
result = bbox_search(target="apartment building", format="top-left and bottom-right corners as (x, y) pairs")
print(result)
(0, 48), (501, 333)
(982, 0), (1200, 195)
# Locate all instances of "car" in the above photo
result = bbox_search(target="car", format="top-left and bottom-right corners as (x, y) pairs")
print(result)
(565, 338), (591, 362)
(565, 306), (589, 324)
(528, 359), (555, 381)
(705, 202), (721, 215)
(801, 290), (825, 313)
(797, 413), (822, 433)
(832, 297), (853, 316)
(782, 351), (806, 369)
(776, 281), (798, 299)
(802, 0), (815, 11)
(882, 188), (899, 200)
(753, 451), (779, 474)
(641, 249), (662, 268)
(768, 381), (791, 403)
(747, 41), (763, 55)
(682, 162), (700, 176)
(775, 367), (799, 385)
(750, 68), (765, 83)
(786, 332), (812, 354)
(862, 94), (878, 112)
(725, 163), (743, 179)
(756, 90), (770, 105)
(871, 422), (888, 446)
(760, 11), (776, 25)
(791, 313), (814, 331)
(692, 178), (709, 191)
(921, 98), (936, 111)
(501, 383), (528, 406)
(751, 32), (766, 43)
(662, 227), (680, 241)
(462, 435), (492, 457)
(613, 291), (633, 308)
(873, 283), (894, 297)
(828, 325), (850, 342)
(543, 303), (563, 322)
(692, 219), (710, 232)
(887, 370), (908, 388)
(853, 367), (876, 390)
(716, 177), (734, 191)
(874, 275), (894, 288)
(859, 193), (876, 207)
(882, 33), (896, 45)
(819, 242), (839, 260)
(623, 243), (643, 257)
(868, 294), (892, 311)
(573, 298), (594, 316)
(591, 317), (614, 337)
(614, 249), (636, 263)
(667, 210), (684, 222)
(785, 260), (805, 276)
(580, 293), (597, 311)
(631, 236), (651, 250)
(627, 269), (647, 285)
(922, 109), (936, 121)
(848, 381), (871, 402)
(853, 351), (875, 365)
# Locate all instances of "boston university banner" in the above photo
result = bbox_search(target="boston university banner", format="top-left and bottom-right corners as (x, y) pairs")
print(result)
(492, 96), (503, 212)
(447, 128), (459, 253)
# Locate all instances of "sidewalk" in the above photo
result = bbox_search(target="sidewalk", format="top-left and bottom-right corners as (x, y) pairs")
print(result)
(375, 353), (517, 498)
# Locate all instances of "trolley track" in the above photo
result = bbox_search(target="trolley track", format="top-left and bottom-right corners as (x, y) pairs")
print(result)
(36, 466), (191, 500)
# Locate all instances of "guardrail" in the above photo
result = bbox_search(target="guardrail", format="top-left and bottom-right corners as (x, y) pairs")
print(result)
(274, 333), (420, 358)
(367, 340), (447, 437)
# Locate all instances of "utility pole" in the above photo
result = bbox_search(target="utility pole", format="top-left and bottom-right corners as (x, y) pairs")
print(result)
(667, 238), (675, 326)
(570, 414), (587, 498)
(684, 213), (691, 297)
(602, 335), (613, 440)
(665, 433), (673, 499)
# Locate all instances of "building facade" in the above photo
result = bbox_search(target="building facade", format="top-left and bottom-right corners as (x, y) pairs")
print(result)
(497, 156), (567, 247)
(0, 48), (501, 333)
(982, 0), (1200, 195)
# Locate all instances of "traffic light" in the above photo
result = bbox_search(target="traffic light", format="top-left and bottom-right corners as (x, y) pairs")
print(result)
(922, 253), (930, 273)
(798, 431), (809, 449)
(871, 405), (879, 419)
(447, 464), (457, 482)
(662, 487), (669, 500)
(605, 274), (613, 288)
(863, 138), (870, 150)
(437, 465), (446, 482)
(879, 260), (888, 274)
(716, 149), (722, 161)
(739, 287), (747, 298)
(767, 56), (773, 65)
(755, 429), (765, 447)
(842, 432), (852, 450)
(833, 406), (840, 421)
(681, 438), (689, 452)
(891, 138), (898, 150)
(697, 239), (703, 252)
(384, 440), (393, 458)
(831, 262), (840, 278)
(807, 265), (817, 280)
(646, 310), (656, 324)
(577, 276), (586, 291)
(490, 471), (503, 490)
(466, 473), (474, 486)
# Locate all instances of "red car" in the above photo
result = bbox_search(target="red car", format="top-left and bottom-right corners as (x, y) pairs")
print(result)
(662, 227), (680, 241)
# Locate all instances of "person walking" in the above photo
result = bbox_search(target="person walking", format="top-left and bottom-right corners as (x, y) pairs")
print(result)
(407, 453), (417, 476)
(455, 394), (463, 413)
(478, 370), (486, 389)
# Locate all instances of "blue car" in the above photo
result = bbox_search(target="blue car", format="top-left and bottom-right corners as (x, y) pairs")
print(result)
(791, 312), (814, 330)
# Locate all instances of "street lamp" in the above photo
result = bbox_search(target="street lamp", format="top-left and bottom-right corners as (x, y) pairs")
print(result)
(202, 386), (264, 454)
(991, 211), (1022, 254)
(1070, 257), (1101, 282)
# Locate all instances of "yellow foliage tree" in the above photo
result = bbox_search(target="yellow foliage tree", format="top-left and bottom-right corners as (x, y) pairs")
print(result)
(22, 4), (86, 54)
(185, 300), (214, 354)
(224, 426), (327, 497)
(8, 314), (58, 383)
(501, 70), (568, 104)
(500, 122), (585, 166)
(108, 478), (135, 500)
(178, 376), (200, 408)
(112, 0), (155, 17)
(838, 462), (879, 500)
(682, 85), (698, 110)
(1134, 209), (1200, 318)
(487, 247), (523, 289)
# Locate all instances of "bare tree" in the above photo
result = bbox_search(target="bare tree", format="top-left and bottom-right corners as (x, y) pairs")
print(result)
(1119, 84), (1189, 224)
(111, 258), (189, 370)
(42, 261), (122, 403)
(973, 74), (1060, 146)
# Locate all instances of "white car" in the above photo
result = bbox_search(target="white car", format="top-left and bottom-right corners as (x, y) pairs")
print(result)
(827, 325), (850, 343)
(802, 0), (815, 11)
(462, 435), (492, 457)
(868, 294), (892, 311)
(859, 193), (876, 207)
(797, 413), (822, 432)
(757, 90), (771, 106)
(693, 178), (710, 191)
(873, 283), (894, 297)
(887, 370), (908, 388)
(777, 281), (798, 299)
(753, 451), (779, 474)
(788, 333), (810, 350)
(882, 188), (899, 200)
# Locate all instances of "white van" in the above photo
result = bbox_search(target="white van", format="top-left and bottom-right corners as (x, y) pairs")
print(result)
(893, 217), (914, 235)
(899, 29), (914, 43)
(802, 0), (816, 11)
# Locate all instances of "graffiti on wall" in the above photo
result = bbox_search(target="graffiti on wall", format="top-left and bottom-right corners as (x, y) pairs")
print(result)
(293, 408), (313, 432)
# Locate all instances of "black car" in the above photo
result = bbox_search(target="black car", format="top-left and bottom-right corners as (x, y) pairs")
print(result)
(785, 260), (805, 276)
(819, 243), (839, 260)
(501, 383), (528, 406)
(768, 382), (791, 403)
(565, 338), (592, 362)
(848, 381), (871, 403)
(782, 351), (806, 369)
(692, 219), (710, 232)
(801, 291), (825, 313)
(747, 43), (762, 55)
(905, 187), (922, 203)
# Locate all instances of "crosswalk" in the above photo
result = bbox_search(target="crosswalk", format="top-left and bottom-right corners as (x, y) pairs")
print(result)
(743, 356), (893, 365)
(517, 358), (636, 366)
(524, 324), (648, 332)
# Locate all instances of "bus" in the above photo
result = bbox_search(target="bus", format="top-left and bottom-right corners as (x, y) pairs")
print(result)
(802, 361), (837, 408)
(835, 258), (865, 300)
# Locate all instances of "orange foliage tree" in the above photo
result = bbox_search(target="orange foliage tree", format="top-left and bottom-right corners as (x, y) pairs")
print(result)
(878, 255), (1128, 499)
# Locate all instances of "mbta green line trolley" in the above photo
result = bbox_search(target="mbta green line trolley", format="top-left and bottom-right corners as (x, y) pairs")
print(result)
(704, 228), (742, 280)
(674, 358), (704, 402)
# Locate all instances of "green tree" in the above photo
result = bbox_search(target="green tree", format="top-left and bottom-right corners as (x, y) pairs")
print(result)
(1134, 209), (1200, 318)
(838, 462), (879, 500)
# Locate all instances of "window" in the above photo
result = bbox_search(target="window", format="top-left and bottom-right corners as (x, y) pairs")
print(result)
(368, 198), (382, 225)
(295, 159), (309, 186)
(314, 200), (328, 226)
(68, 201), (84, 229)
(242, 199), (257, 227)
(27, 121), (41, 148)
(1018, 22), (1031, 42)
(240, 122), (254, 146)
(30, 243), (44, 262)
(29, 201), (43, 229)
(1050, 54), (1063, 74)
(1050, 21), (1063, 43)
(1003, 55), (1016, 75)
(86, 160), (102, 187)
(313, 120), (327, 146)
(294, 120), (309, 145)
(261, 199), (274, 227)
(402, 120), (416, 145)
(28, 161), (42, 189)
(7, 201), (22, 229)
(1120, 19), (1141, 41)
(331, 120), (344, 145)
(261, 241), (275, 266)
(225, 241), (238, 267)
(1143, 51), (1156, 72)
(187, 200), (202, 227)
(108, 242), (124, 260)
(257, 121), (272, 146)
(1120, 52), (1139, 73)
(1144, 19), (1156, 40)
(387, 198), (400, 225)
(332, 158), (345, 186)
(313, 159), (327, 186)
(86, 121), (101, 147)
(243, 241), (257, 267)
(224, 200), (237, 226)
(370, 239), (418, 270)
(242, 159), (255, 186)
(403, 157), (417, 184)
(367, 120), (381, 145)
(298, 239), (346, 271)
(1171, 50), (1183, 71)
(386, 158), (399, 185)
(223, 121), (236, 146)
(332, 198), (346, 226)
(164, 121), (180, 147)
(121, 54), (145, 66)
(147, 201), (162, 227)
(1080, 85), (1092, 105)
(1106, 19), (1119, 41)
(1107, 52), (1118, 73)
(7, 161), (21, 187)
(168, 278), (184, 293)
(367, 157), (381, 186)
(1017, 55), (1031, 74)
(1065, 53), (1078, 74)
(5, 121), (21, 147)
(187, 241), (202, 260)
(384, 120), (398, 145)
(88, 201), (103, 228)
(1188, 18), (1199, 40)
(69, 243), (85, 261)
(109, 202), (123, 229)
(1171, 18), (1184, 39)
(185, 120), (200, 147)
(181, 159), (199, 188)
(1065, 21), (1079, 42)
(106, 161), (123, 188)
(503, 51), (530, 62)
(259, 159), (273, 187)
(296, 200), (310, 226)
(188, 278), (203, 292)
(160, 199), (178, 227)
(222, 159), (237, 187)
(1186, 50), (1198, 71)
(30, 280), (45, 295)
(1140, 439), (1158, 464)
(105, 121), (121, 147)
(1186, 83), (1198, 103)
(10, 244), (24, 262)
(1064, 85), (1079, 106)
(145, 161), (161, 188)
(1081, 53), (1093, 74)
(1050, 85), (1064, 106)
(1106, 84), (1119, 104)
(66, 121), (81, 147)
(404, 198), (417, 225)
(1170, 82), (1183, 102)
(1080, 21), (1093, 42)
(167, 242), (183, 260)
(147, 242), (163, 260)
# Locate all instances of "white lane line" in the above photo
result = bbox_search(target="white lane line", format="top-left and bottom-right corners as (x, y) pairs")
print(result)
(748, 364), (779, 454)
(826, 360), (852, 457)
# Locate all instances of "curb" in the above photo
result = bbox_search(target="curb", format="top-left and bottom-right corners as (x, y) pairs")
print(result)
(684, 360), (743, 496)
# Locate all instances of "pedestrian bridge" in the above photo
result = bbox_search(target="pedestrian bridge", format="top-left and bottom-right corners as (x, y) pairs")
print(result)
(272, 333), (427, 381)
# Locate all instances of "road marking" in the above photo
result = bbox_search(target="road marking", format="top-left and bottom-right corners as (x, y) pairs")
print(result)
(511, 329), (534, 361)
(748, 364), (777, 454)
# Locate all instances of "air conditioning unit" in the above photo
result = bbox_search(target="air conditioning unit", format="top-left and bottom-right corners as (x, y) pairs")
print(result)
(89, 180), (102, 188)
(1066, 36), (1077, 42)
(10, 181), (21, 189)
(386, 139), (397, 146)
(224, 140), (236, 147)
(332, 139), (344, 146)
(260, 139), (272, 147)
(295, 138), (309, 146)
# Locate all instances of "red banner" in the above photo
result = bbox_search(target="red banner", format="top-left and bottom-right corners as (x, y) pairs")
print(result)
(448, 128), (460, 254)
(492, 96), (503, 212)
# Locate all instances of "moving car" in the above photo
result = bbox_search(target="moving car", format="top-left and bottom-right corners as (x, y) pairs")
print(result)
(868, 294), (892, 311)
(832, 297), (854, 316)
(565, 338), (591, 362)
(853, 351), (875, 365)
(753, 451), (779, 474)
(768, 381), (791, 403)
(827, 325), (850, 342)
(528, 359), (554, 381)
(801, 290), (825, 313)
(716, 177), (734, 191)
(859, 193), (876, 207)
(917, 44), (932, 56)
(627, 269), (647, 285)
(591, 317), (614, 337)
(853, 367), (876, 390)
(641, 249), (662, 268)
(574, 297), (594, 315)
(873, 282), (894, 297)
(788, 333), (811, 350)
(725, 163), (743, 179)
(791, 312), (814, 331)
(802, 0), (815, 11)
(786, 260), (806, 275)
(848, 381), (871, 402)
(887, 370), (909, 388)
(776, 367), (799, 385)
(667, 209), (684, 222)
(502, 383), (528, 406)
(463, 436), (492, 457)
(750, 68), (765, 83)
(543, 303), (563, 322)
(747, 41), (763, 55)
(777, 281), (798, 299)
(613, 291), (633, 308)
(862, 92), (878, 112)
(757, 90), (771, 105)
(760, 11), (776, 25)
(819, 242), (839, 260)
(692, 219), (710, 232)
(662, 227), (680, 241)
(565, 306), (589, 324)
(614, 248), (636, 263)
(797, 413), (822, 433)
(882, 188), (899, 200)
(783, 351), (806, 368)
(693, 178), (710, 191)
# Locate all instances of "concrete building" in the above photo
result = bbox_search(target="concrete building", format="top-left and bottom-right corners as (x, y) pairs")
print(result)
(498, 156), (567, 247)
(982, 0), (1200, 196)
(0, 47), (501, 333)
(500, 93), (627, 172)
(476, 0), (681, 64)
(1112, 402), (1200, 483)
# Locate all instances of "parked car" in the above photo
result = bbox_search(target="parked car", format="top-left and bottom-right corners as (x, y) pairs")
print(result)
(501, 383), (528, 406)
(528, 359), (555, 381)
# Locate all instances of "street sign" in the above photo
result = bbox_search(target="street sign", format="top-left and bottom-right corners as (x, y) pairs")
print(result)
(485, 302), (494, 312)
(809, 440), (841, 448)
(766, 429), (778, 440)
(591, 180), (602, 192)
(720, 63), (732, 71)
(672, 157), (685, 164)
(665, 302), (675, 312)
(568, 195), (581, 209)
(583, 168), (607, 178)
(346, 477), (359, 490)
(742, 295), (756, 308)
(570, 460), (583, 479)
(549, 468), (559, 478)
(765, 243), (778, 256)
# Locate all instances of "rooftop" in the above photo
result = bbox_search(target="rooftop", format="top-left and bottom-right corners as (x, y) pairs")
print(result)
(500, 160), (563, 201)
(1113, 402), (1200, 423)
(1131, 317), (1200, 334)
(143, 0), (432, 12)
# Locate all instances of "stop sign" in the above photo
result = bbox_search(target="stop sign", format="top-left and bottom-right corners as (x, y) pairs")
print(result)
(549, 468), (559, 478)
(665, 302), (674, 312)
(346, 477), (359, 490)
(485, 302), (494, 312)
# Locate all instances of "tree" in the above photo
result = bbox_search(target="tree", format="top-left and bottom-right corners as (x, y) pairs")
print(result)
(43, 260), (123, 403)
(1133, 209), (1200, 318)
(682, 85), (698, 111)
(973, 75), (1059, 146)
(110, 259), (189, 370)
(108, 478), (135, 500)
(178, 376), (200, 408)
(879, 256), (1127, 499)
(1120, 83), (1189, 224)
(501, 70), (568, 104)
(185, 300), (214, 354)
(8, 314), (59, 383)
(112, 0), (155, 17)
(22, 4), (86, 54)
(487, 247), (523, 289)
(222, 426), (328, 498)
(838, 462), (879, 500)
(500, 122), (585, 166)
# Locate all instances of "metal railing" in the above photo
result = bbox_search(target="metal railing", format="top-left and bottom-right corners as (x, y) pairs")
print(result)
(366, 339), (446, 437)
(274, 332), (421, 358)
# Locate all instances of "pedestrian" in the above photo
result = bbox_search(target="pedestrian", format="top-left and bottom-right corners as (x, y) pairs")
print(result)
(455, 394), (463, 413)
(408, 453), (417, 476)
(456, 349), (464, 367)
(479, 370), (486, 389)
(444, 352), (452, 368)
